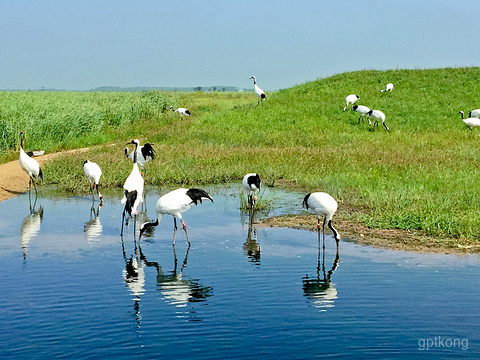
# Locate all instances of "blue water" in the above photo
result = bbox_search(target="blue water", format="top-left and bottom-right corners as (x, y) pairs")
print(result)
(0, 184), (479, 359)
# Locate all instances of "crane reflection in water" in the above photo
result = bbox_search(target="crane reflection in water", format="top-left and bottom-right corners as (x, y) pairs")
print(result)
(302, 231), (340, 312)
(21, 206), (44, 262)
(84, 201), (103, 244)
(243, 214), (261, 265)
(121, 237), (213, 325)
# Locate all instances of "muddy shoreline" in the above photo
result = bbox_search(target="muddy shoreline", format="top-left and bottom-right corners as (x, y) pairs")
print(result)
(258, 214), (480, 255)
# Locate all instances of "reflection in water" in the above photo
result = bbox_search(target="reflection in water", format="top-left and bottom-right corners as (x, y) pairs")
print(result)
(303, 234), (340, 312)
(84, 202), (103, 244)
(240, 193), (262, 264)
(121, 237), (213, 324)
(121, 237), (146, 331)
(243, 215), (261, 264)
(21, 206), (44, 261)
(140, 245), (213, 310)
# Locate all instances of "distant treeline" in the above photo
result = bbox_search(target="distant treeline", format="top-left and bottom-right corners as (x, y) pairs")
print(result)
(1, 86), (251, 92)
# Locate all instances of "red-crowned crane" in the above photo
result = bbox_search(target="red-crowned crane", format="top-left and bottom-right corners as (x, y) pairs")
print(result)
(352, 105), (371, 124)
(170, 106), (191, 117)
(303, 192), (341, 248)
(469, 109), (480, 118)
(83, 160), (103, 202)
(124, 141), (155, 174)
(343, 94), (359, 111)
(381, 83), (394, 92)
(121, 139), (144, 237)
(459, 111), (480, 134)
(19, 131), (43, 211)
(242, 173), (261, 208)
(367, 109), (389, 130)
(139, 188), (213, 245)
(250, 76), (266, 104)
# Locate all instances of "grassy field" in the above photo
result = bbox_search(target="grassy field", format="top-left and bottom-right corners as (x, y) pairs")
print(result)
(2, 67), (480, 243)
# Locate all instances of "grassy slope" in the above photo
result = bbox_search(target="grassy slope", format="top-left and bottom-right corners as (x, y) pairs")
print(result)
(2, 67), (480, 242)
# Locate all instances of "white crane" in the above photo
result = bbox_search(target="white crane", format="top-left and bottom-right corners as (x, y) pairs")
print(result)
(19, 131), (43, 209)
(381, 83), (394, 93)
(352, 105), (371, 124)
(367, 109), (389, 130)
(124, 141), (155, 174)
(250, 76), (266, 103)
(83, 160), (103, 202)
(121, 139), (144, 237)
(170, 106), (191, 117)
(468, 109), (480, 118)
(139, 188), (213, 245)
(242, 173), (261, 208)
(459, 111), (480, 133)
(343, 94), (359, 111)
(303, 192), (341, 247)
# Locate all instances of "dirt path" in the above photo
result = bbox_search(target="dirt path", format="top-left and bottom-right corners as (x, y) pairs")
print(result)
(0, 148), (89, 202)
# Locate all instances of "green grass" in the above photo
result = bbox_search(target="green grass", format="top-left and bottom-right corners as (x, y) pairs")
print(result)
(2, 67), (480, 242)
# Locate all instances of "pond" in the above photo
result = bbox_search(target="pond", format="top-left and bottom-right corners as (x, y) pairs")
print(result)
(0, 184), (479, 359)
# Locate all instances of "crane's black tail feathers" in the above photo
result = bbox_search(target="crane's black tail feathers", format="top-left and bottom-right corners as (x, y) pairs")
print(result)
(141, 143), (155, 160)
(186, 188), (213, 205)
(124, 190), (138, 216)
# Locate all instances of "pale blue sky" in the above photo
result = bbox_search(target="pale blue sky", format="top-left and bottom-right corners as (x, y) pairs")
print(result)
(0, 0), (478, 91)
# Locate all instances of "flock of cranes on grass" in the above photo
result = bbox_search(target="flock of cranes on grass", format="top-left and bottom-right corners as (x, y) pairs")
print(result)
(344, 82), (393, 130)
(17, 78), (480, 248)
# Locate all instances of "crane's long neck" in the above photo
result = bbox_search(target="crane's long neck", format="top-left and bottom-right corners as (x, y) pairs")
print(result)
(327, 220), (341, 242)
(133, 143), (138, 164)
(20, 132), (24, 151)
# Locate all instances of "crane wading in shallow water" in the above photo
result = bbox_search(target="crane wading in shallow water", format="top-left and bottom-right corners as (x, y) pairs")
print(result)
(83, 160), (103, 203)
(121, 139), (144, 237)
(139, 188), (213, 245)
(242, 173), (261, 209)
(303, 192), (341, 248)
(19, 131), (43, 211)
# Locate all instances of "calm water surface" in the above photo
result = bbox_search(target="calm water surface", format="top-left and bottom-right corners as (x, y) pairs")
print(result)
(0, 184), (479, 359)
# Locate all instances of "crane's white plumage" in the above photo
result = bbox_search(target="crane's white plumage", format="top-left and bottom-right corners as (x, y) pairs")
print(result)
(381, 83), (394, 92)
(459, 111), (480, 132)
(250, 76), (266, 103)
(303, 192), (340, 244)
(242, 173), (261, 208)
(352, 105), (371, 124)
(121, 139), (144, 236)
(367, 109), (389, 130)
(170, 106), (191, 117)
(124, 141), (155, 173)
(19, 131), (43, 197)
(83, 160), (103, 201)
(139, 188), (213, 245)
